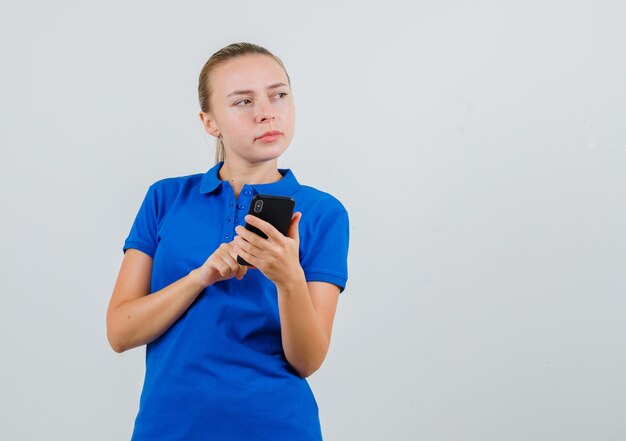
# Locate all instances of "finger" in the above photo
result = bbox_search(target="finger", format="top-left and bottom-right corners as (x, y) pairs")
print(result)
(219, 252), (239, 275)
(244, 214), (283, 241)
(237, 234), (283, 263)
(234, 225), (267, 249)
(214, 260), (231, 277)
(225, 243), (252, 273)
(287, 212), (301, 240)
(222, 242), (248, 278)
(236, 264), (248, 280)
(234, 233), (271, 257)
(225, 241), (240, 261)
(233, 243), (261, 268)
(216, 243), (239, 272)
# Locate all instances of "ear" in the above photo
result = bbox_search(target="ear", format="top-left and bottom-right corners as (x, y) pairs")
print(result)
(199, 111), (221, 138)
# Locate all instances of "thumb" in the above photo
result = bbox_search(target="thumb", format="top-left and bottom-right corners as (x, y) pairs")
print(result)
(287, 212), (302, 240)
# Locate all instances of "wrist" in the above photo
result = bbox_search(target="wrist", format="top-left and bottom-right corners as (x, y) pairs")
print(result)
(275, 267), (306, 292)
(188, 267), (214, 290)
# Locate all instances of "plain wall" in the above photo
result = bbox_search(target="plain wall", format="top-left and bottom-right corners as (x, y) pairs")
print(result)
(1, 1), (624, 440)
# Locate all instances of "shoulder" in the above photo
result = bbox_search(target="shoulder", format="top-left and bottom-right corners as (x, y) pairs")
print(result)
(147, 172), (204, 198)
(150, 171), (203, 191)
(293, 184), (348, 217)
(136, 172), (205, 220)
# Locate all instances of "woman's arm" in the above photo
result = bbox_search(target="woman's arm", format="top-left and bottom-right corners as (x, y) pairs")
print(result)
(233, 212), (342, 378)
(106, 249), (205, 353)
(106, 243), (246, 353)
(276, 277), (340, 378)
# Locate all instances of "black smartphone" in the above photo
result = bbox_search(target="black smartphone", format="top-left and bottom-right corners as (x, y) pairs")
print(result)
(236, 194), (295, 266)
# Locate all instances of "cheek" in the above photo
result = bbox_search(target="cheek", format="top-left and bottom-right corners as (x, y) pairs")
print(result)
(277, 102), (295, 123)
(286, 109), (296, 133)
(225, 113), (251, 133)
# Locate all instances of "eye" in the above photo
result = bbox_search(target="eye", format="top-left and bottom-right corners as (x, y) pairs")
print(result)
(275, 92), (288, 99)
(235, 98), (252, 106)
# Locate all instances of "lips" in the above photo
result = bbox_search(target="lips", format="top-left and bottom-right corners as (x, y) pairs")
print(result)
(256, 130), (283, 140)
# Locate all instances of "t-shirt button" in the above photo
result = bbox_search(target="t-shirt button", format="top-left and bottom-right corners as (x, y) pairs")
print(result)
(245, 190), (252, 196)
(227, 218), (231, 223)
(237, 203), (245, 209)
(234, 218), (238, 223)
(225, 234), (230, 239)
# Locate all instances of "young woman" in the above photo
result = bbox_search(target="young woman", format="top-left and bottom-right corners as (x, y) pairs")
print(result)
(106, 42), (350, 440)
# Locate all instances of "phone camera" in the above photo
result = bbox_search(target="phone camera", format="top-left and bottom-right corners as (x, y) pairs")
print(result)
(254, 200), (263, 213)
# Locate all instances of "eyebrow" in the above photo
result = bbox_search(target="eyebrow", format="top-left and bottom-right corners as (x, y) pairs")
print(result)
(226, 82), (288, 98)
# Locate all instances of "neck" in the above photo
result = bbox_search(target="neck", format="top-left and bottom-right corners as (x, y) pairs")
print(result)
(218, 158), (283, 198)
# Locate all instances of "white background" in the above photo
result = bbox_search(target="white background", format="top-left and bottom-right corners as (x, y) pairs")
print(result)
(1, 1), (625, 440)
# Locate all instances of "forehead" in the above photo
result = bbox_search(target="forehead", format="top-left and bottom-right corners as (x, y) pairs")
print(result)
(212, 54), (289, 97)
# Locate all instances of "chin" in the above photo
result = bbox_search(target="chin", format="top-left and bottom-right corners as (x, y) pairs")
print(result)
(228, 142), (289, 164)
(253, 145), (289, 163)
(251, 153), (282, 164)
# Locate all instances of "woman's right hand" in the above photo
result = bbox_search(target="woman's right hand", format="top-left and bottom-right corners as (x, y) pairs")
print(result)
(191, 241), (249, 289)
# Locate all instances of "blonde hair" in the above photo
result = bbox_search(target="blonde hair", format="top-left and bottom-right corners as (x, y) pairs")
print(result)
(198, 42), (291, 163)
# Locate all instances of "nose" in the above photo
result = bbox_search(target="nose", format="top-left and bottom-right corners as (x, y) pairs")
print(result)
(255, 98), (276, 123)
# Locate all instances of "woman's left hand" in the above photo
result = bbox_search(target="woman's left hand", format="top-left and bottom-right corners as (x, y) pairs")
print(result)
(233, 212), (304, 287)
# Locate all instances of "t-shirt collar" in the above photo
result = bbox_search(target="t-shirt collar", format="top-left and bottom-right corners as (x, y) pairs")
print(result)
(199, 161), (300, 196)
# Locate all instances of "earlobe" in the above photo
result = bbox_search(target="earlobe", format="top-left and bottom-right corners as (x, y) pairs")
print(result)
(199, 112), (221, 138)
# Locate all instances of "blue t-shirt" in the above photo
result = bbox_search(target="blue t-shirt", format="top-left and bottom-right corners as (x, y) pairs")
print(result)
(122, 161), (349, 440)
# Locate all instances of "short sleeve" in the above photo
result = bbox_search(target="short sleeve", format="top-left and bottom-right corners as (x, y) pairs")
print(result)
(300, 207), (350, 293)
(123, 184), (159, 258)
